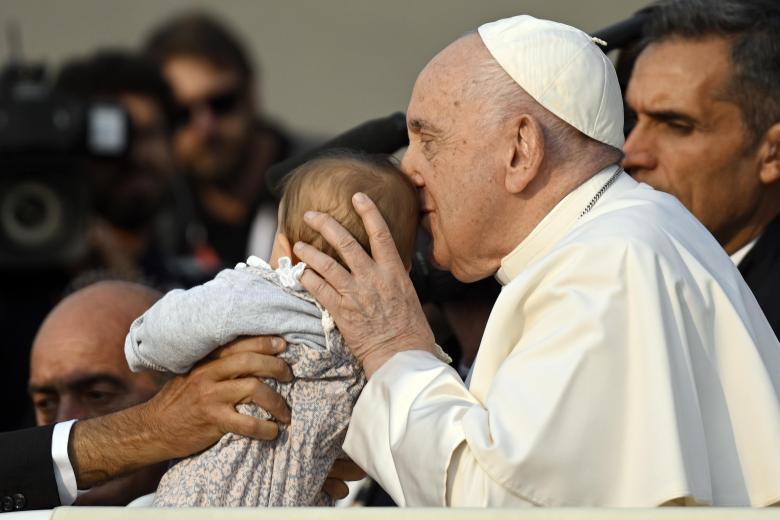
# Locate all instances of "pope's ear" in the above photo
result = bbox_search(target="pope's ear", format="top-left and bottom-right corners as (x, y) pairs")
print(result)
(505, 114), (545, 194)
(759, 122), (780, 185)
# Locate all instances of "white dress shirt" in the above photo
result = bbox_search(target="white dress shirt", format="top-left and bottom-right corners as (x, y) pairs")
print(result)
(730, 235), (760, 266)
(51, 420), (78, 505)
(343, 167), (780, 507)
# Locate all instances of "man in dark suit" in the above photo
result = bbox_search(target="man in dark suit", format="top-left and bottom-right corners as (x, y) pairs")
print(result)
(27, 281), (167, 506)
(622, 0), (780, 337)
(1, 334), (293, 512)
(144, 13), (298, 269)
(1, 426), (61, 511)
(737, 216), (780, 336)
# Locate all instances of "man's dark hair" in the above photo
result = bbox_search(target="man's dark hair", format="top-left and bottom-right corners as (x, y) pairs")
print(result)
(642, 0), (780, 149)
(144, 12), (254, 85)
(56, 50), (177, 131)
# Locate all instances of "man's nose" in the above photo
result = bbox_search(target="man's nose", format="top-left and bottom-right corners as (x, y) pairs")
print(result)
(56, 397), (90, 423)
(400, 148), (425, 187)
(189, 107), (219, 140)
(622, 126), (658, 174)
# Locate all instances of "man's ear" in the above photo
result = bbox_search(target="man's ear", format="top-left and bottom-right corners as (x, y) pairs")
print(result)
(505, 114), (545, 194)
(759, 122), (780, 185)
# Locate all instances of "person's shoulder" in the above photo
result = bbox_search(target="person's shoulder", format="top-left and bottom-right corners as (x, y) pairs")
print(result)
(567, 184), (722, 264)
(555, 190), (747, 299)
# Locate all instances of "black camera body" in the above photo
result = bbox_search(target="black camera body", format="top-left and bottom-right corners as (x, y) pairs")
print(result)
(0, 64), (130, 269)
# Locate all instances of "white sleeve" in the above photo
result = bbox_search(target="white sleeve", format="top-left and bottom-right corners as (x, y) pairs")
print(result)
(343, 350), (534, 507)
(52, 420), (78, 506)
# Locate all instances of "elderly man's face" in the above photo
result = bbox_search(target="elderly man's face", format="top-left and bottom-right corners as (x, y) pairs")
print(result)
(163, 55), (254, 180)
(401, 45), (507, 282)
(623, 37), (764, 253)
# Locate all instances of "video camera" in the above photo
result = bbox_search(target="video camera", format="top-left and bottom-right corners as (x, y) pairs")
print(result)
(0, 63), (130, 269)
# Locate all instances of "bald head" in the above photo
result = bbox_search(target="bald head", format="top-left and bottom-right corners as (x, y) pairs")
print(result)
(35, 281), (161, 346)
(30, 281), (163, 425)
(421, 34), (508, 125)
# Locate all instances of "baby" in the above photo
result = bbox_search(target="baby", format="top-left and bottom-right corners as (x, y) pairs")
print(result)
(124, 151), (449, 507)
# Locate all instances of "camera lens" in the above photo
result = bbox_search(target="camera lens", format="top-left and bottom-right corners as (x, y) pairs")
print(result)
(14, 194), (47, 227)
(1, 181), (63, 247)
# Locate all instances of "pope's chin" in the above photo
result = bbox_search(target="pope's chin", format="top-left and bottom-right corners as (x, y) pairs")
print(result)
(449, 263), (493, 283)
(430, 244), (485, 284)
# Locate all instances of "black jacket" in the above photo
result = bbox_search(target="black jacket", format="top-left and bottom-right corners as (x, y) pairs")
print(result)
(0, 425), (61, 512)
(738, 214), (780, 340)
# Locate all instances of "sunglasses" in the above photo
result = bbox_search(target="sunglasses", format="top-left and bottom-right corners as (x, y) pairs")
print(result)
(174, 87), (244, 128)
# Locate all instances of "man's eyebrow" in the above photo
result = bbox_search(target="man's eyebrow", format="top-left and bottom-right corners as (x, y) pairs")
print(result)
(644, 109), (699, 126)
(408, 118), (441, 134)
(71, 374), (128, 392)
(29, 373), (128, 395)
(28, 383), (56, 395)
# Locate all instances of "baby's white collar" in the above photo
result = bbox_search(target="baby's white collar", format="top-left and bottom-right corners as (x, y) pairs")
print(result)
(239, 255), (307, 291)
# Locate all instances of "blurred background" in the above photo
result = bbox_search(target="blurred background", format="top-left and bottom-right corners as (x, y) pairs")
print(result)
(3, 0), (649, 136)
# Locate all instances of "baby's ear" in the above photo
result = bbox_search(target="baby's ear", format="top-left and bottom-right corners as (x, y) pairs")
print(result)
(278, 234), (293, 256)
(271, 233), (295, 265)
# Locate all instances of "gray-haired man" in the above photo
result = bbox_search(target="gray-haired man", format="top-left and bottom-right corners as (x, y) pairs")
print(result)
(623, 0), (780, 337)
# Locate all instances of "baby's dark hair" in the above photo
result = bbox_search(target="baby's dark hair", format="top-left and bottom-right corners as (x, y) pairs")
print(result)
(280, 150), (419, 267)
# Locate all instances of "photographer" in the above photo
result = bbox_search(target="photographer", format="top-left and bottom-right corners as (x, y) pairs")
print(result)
(145, 13), (299, 268)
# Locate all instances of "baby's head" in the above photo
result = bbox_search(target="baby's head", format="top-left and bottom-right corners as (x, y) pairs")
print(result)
(271, 151), (419, 269)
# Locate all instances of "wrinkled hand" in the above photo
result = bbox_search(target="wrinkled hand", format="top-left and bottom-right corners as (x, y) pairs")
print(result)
(293, 192), (436, 378)
(71, 336), (292, 488)
(322, 458), (367, 500)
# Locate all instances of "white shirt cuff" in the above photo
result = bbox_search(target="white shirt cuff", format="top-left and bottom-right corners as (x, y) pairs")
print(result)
(52, 420), (78, 506)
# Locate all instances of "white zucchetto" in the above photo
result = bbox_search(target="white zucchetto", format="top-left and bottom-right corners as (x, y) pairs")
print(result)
(478, 15), (625, 149)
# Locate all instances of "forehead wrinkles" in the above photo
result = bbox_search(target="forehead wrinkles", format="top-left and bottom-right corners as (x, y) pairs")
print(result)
(410, 63), (476, 132)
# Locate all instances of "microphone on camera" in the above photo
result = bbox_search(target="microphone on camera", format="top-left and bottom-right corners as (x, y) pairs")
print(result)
(266, 112), (409, 197)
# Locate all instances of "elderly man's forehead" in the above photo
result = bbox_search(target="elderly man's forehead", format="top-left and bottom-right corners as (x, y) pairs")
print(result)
(412, 34), (492, 101)
(430, 33), (486, 67)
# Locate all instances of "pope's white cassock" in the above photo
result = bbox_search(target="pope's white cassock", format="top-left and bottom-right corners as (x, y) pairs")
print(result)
(343, 166), (780, 507)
